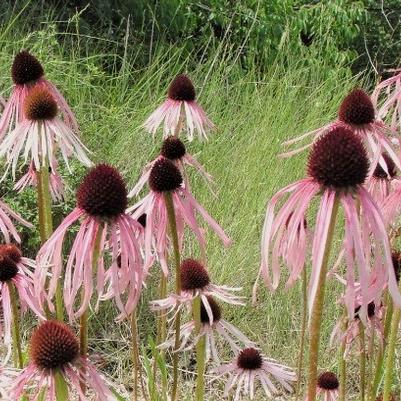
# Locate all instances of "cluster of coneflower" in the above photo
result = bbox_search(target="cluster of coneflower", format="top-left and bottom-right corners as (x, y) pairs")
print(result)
(1, 49), (401, 401)
(0, 51), (298, 401)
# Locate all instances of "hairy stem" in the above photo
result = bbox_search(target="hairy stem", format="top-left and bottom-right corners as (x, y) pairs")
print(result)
(296, 268), (308, 400)
(164, 191), (181, 401)
(359, 322), (366, 401)
(339, 316), (347, 401)
(307, 198), (339, 401)
(8, 281), (23, 368)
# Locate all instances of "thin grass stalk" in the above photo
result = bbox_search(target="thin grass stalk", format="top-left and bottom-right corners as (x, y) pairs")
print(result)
(164, 191), (182, 401)
(307, 197), (339, 401)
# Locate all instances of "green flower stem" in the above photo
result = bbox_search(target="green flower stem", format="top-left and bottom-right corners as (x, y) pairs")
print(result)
(164, 191), (181, 401)
(8, 281), (23, 368)
(307, 197), (339, 401)
(37, 159), (64, 322)
(193, 296), (206, 401)
(370, 293), (393, 401)
(131, 310), (140, 401)
(359, 321), (366, 401)
(296, 268), (308, 400)
(382, 282), (401, 401)
(79, 225), (103, 395)
(339, 316), (347, 401)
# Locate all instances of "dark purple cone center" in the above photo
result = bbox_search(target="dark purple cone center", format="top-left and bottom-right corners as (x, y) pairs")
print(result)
(11, 50), (44, 85)
(237, 348), (263, 370)
(317, 372), (339, 391)
(180, 259), (210, 291)
(168, 74), (196, 101)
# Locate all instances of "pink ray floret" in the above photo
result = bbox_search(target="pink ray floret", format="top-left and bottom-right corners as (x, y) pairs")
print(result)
(143, 74), (214, 141)
(35, 165), (144, 321)
(255, 126), (401, 323)
(215, 348), (296, 400)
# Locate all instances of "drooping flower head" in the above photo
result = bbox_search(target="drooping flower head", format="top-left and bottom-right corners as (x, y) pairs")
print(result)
(0, 243), (45, 361)
(216, 347), (296, 400)
(143, 74), (214, 140)
(129, 158), (230, 276)
(151, 259), (243, 321)
(36, 164), (144, 321)
(0, 86), (91, 180)
(281, 88), (401, 176)
(160, 295), (253, 363)
(256, 125), (401, 322)
(10, 321), (113, 400)
(14, 160), (65, 202)
(309, 371), (339, 401)
(128, 136), (214, 198)
(0, 50), (79, 139)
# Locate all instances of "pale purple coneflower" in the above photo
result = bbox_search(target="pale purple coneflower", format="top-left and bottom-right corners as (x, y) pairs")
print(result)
(129, 158), (231, 276)
(0, 86), (91, 180)
(0, 244), (45, 359)
(10, 320), (113, 400)
(159, 295), (253, 363)
(255, 125), (401, 322)
(128, 136), (214, 197)
(305, 372), (339, 401)
(14, 159), (65, 202)
(35, 164), (144, 321)
(282, 88), (401, 176)
(0, 50), (79, 138)
(151, 259), (243, 322)
(143, 74), (214, 141)
(215, 347), (296, 400)
(372, 68), (401, 130)
(0, 198), (32, 243)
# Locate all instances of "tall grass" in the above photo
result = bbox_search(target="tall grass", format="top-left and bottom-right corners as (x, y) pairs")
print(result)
(0, 8), (368, 400)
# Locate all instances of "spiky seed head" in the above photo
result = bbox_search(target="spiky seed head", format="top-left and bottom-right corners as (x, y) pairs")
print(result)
(338, 88), (375, 125)
(24, 87), (58, 121)
(180, 259), (210, 291)
(237, 348), (263, 370)
(30, 321), (79, 369)
(148, 158), (183, 192)
(0, 244), (22, 264)
(392, 251), (401, 283)
(160, 137), (186, 160)
(0, 256), (18, 282)
(77, 164), (128, 218)
(11, 50), (44, 85)
(168, 74), (196, 101)
(307, 126), (369, 189)
(317, 372), (339, 390)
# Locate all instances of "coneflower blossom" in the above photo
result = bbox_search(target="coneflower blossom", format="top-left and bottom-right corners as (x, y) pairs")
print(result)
(36, 164), (144, 321)
(331, 301), (383, 356)
(10, 320), (113, 400)
(0, 86), (91, 180)
(14, 160), (65, 202)
(143, 74), (214, 141)
(128, 136), (214, 197)
(160, 296), (253, 363)
(256, 125), (401, 322)
(0, 244), (44, 359)
(151, 259), (243, 323)
(0, 50), (78, 138)
(308, 372), (339, 401)
(129, 158), (231, 276)
(282, 88), (401, 175)
(372, 68), (401, 130)
(216, 347), (296, 400)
